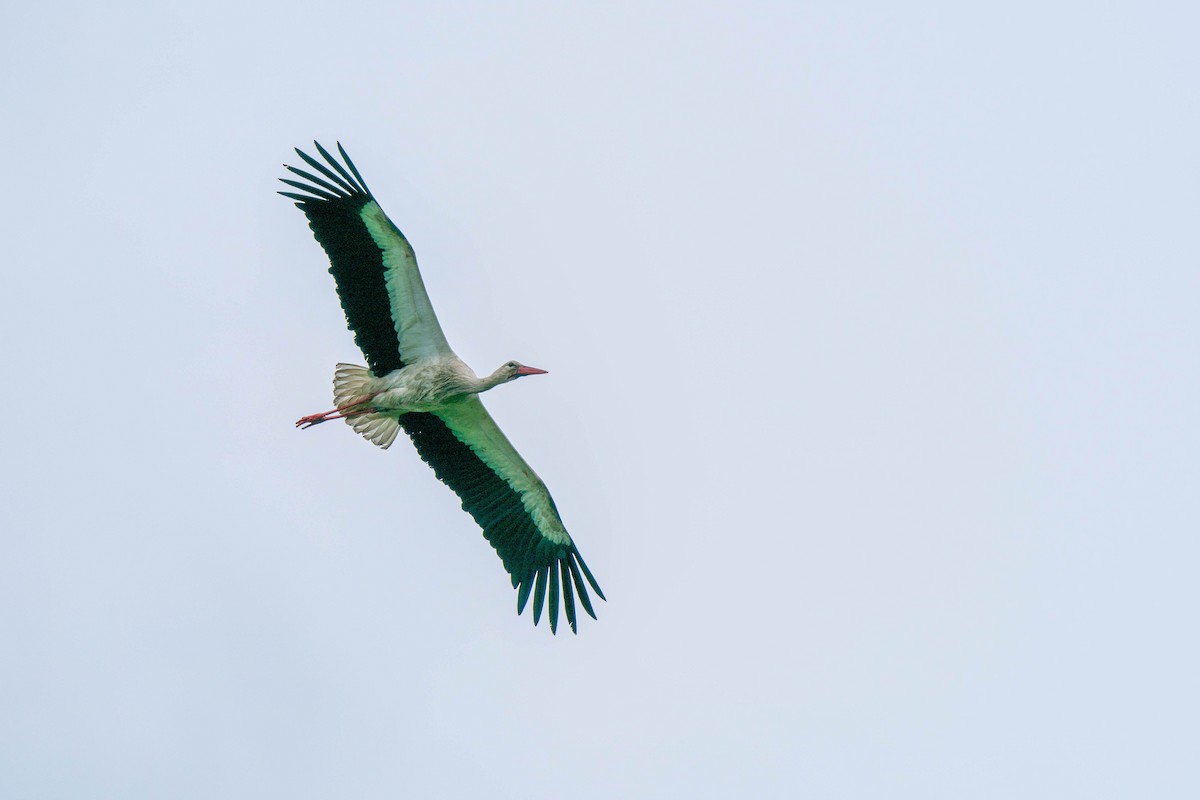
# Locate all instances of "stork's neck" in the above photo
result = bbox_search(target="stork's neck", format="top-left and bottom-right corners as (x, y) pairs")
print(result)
(473, 367), (511, 393)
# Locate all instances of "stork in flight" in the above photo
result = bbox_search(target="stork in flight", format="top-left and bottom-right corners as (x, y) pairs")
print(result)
(279, 142), (604, 634)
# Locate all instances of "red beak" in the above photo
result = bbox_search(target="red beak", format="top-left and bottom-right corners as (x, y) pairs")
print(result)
(516, 365), (549, 376)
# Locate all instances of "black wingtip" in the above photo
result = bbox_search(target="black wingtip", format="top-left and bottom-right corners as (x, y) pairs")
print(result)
(291, 142), (362, 197)
(548, 565), (561, 634)
(511, 548), (599, 633)
(336, 141), (373, 197)
(567, 553), (599, 620)
(277, 190), (316, 204)
(285, 164), (351, 199)
(279, 178), (338, 201)
(560, 560), (578, 634)
(574, 549), (606, 602)
(516, 577), (533, 615)
(312, 140), (366, 196)
(532, 565), (548, 625)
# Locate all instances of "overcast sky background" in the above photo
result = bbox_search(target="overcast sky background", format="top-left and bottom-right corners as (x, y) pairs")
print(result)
(2, 2), (1197, 797)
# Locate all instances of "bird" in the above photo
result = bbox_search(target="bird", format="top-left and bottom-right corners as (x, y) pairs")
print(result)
(279, 142), (604, 634)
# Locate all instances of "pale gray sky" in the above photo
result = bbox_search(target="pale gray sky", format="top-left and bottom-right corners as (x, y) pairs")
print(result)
(2, 2), (1197, 798)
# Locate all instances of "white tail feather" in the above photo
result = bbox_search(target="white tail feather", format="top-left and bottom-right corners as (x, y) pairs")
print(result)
(333, 363), (373, 408)
(348, 411), (400, 449)
(332, 363), (400, 449)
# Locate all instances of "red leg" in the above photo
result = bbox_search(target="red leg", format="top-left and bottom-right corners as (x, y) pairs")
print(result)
(296, 393), (380, 429)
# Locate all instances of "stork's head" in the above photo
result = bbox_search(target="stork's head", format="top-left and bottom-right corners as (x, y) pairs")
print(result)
(500, 360), (549, 383)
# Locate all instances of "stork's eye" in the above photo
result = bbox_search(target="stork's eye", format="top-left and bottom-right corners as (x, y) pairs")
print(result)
(507, 361), (518, 369)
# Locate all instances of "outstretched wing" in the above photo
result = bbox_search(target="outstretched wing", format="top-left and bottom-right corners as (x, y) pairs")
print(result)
(399, 399), (605, 634)
(280, 142), (454, 375)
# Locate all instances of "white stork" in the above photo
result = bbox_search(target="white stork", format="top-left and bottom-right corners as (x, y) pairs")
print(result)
(280, 142), (604, 634)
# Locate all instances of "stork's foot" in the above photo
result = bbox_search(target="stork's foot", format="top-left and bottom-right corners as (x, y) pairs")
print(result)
(296, 411), (335, 429)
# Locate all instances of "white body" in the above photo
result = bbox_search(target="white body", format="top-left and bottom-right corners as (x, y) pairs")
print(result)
(360, 358), (490, 412)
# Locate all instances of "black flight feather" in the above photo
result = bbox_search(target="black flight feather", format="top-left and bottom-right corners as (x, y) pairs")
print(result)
(560, 561), (577, 633)
(284, 165), (348, 197)
(548, 564), (561, 634)
(532, 566), (548, 625)
(281, 143), (403, 376)
(279, 178), (339, 201)
(296, 145), (360, 195)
